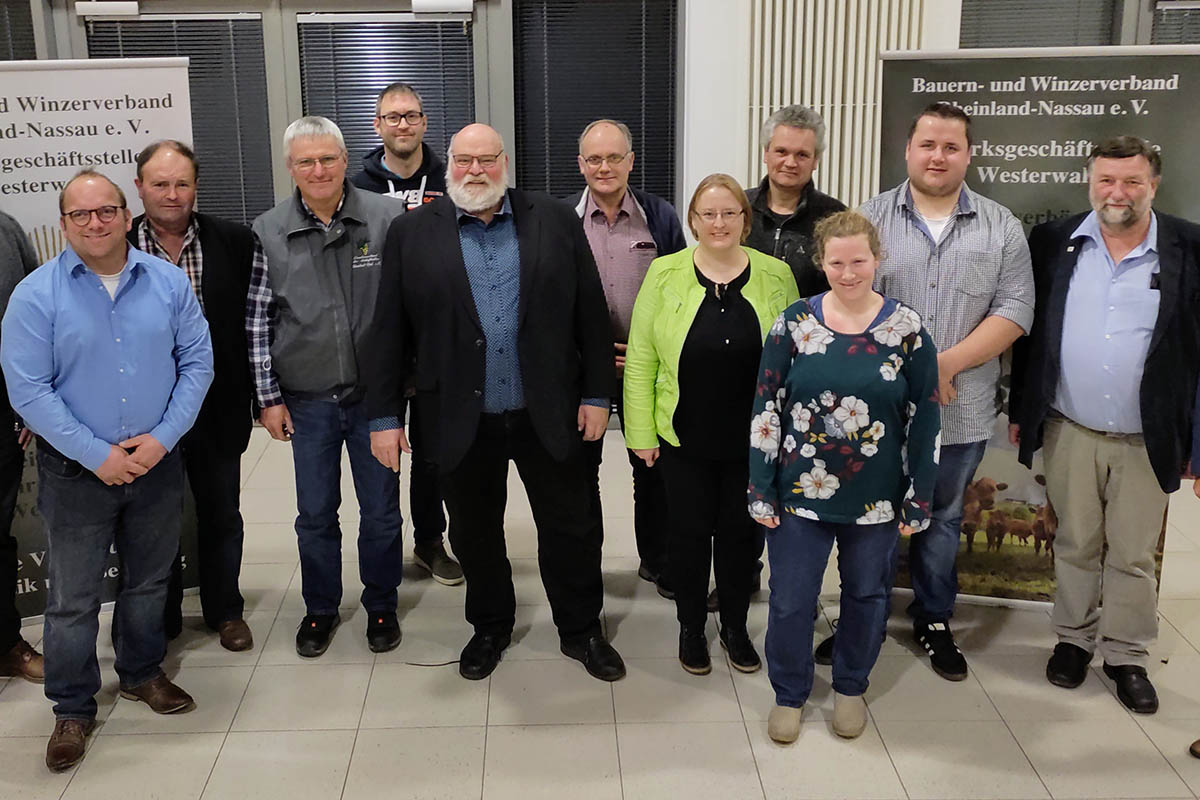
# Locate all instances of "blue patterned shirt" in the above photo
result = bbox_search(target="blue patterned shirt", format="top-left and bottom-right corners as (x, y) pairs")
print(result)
(457, 196), (525, 413)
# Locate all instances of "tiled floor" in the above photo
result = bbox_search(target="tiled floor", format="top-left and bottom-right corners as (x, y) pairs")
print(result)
(5, 427), (1200, 799)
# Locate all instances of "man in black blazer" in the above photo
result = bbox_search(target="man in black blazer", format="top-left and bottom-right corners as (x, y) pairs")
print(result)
(128, 141), (256, 652)
(1010, 136), (1200, 714)
(367, 123), (626, 682)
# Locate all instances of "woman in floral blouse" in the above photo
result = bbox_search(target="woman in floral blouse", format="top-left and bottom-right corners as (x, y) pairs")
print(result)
(747, 210), (940, 743)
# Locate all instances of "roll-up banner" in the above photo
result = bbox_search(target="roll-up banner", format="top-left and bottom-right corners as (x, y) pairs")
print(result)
(0, 58), (197, 620)
(880, 46), (1200, 604)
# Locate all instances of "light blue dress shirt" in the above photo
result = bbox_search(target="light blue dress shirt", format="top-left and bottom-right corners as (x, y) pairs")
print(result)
(0, 245), (214, 471)
(1054, 211), (1159, 434)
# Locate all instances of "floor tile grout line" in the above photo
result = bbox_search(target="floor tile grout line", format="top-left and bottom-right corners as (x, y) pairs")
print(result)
(970, 662), (1057, 800)
(722, 617), (769, 800)
(1128, 707), (1200, 800)
(605, 607), (626, 800)
(866, 710), (912, 800)
(192, 643), (260, 800)
(336, 651), (377, 800)
(480, 668), (491, 800)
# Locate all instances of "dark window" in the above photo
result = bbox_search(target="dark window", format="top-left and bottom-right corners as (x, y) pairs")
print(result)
(86, 17), (275, 225)
(513, 0), (678, 200)
(297, 18), (475, 175)
(1152, 3), (1200, 43)
(960, 0), (1117, 48)
(1, 0), (36, 61)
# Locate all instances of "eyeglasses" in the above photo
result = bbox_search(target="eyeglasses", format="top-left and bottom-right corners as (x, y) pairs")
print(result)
(696, 209), (744, 223)
(63, 205), (123, 226)
(291, 155), (344, 173)
(450, 152), (504, 168)
(377, 112), (425, 127)
(582, 153), (629, 168)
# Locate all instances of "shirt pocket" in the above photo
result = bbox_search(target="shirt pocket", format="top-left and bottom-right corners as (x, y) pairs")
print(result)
(954, 246), (1003, 300)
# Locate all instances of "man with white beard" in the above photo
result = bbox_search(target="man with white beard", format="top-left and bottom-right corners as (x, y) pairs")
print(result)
(366, 123), (626, 682)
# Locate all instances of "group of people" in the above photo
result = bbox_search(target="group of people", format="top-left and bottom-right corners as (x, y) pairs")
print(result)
(0, 80), (1196, 773)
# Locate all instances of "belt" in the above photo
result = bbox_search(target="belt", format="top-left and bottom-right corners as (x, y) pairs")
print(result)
(1048, 409), (1142, 440)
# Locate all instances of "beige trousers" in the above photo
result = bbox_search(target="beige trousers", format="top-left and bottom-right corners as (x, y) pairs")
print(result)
(1042, 416), (1165, 667)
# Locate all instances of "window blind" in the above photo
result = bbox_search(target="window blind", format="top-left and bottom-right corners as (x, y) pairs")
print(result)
(86, 17), (275, 226)
(960, 0), (1117, 48)
(1, 0), (36, 61)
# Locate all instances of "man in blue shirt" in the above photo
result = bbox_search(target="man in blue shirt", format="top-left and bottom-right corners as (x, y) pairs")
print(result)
(0, 169), (213, 772)
(1011, 137), (1200, 715)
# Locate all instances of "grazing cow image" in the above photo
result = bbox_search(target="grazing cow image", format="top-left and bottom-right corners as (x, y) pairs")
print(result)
(1032, 476), (1057, 564)
(961, 477), (1007, 553)
(985, 509), (1009, 552)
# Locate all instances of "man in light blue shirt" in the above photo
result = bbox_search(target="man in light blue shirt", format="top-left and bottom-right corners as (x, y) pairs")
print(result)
(0, 169), (213, 772)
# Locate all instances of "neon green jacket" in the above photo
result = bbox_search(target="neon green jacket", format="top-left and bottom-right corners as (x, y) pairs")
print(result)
(623, 246), (800, 450)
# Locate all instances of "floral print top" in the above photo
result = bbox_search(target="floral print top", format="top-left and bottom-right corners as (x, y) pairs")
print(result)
(747, 294), (942, 529)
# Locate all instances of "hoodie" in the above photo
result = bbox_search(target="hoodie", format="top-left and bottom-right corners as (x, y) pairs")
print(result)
(351, 141), (447, 211)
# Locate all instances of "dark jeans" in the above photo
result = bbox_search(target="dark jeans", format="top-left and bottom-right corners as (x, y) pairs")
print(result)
(407, 401), (447, 548)
(286, 395), (403, 615)
(0, 406), (24, 653)
(180, 430), (245, 628)
(582, 401), (668, 574)
(657, 445), (756, 631)
(39, 446), (183, 721)
(766, 514), (897, 707)
(902, 439), (989, 624)
(441, 410), (603, 643)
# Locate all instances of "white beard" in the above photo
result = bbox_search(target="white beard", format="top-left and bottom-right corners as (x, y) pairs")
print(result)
(447, 168), (508, 214)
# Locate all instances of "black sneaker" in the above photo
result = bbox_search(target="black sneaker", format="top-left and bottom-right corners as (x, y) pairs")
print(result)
(814, 632), (836, 666)
(366, 612), (402, 653)
(413, 541), (465, 586)
(296, 613), (340, 658)
(913, 620), (968, 681)
(719, 626), (762, 673)
(679, 626), (711, 675)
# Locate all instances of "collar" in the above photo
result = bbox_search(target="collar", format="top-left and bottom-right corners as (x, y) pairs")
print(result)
(897, 179), (974, 217)
(287, 181), (359, 234)
(751, 175), (814, 216)
(1070, 210), (1158, 258)
(583, 187), (642, 222)
(62, 243), (140, 278)
(455, 190), (513, 223)
(141, 214), (200, 250)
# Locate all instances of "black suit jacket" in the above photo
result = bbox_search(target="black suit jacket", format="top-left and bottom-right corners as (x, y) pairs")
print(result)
(366, 189), (614, 473)
(128, 212), (255, 455)
(1010, 210), (1200, 492)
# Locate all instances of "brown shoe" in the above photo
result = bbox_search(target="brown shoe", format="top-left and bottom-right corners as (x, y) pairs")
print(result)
(0, 639), (44, 683)
(1190, 738), (1200, 759)
(45, 718), (95, 772)
(217, 619), (253, 652)
(119, 674), (195, 714)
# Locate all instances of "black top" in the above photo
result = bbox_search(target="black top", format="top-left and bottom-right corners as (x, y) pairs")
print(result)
(673, 264), (762, 460)
(744, 177), (846, 298)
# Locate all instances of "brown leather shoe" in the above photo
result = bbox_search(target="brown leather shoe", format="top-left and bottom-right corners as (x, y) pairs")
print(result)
(0, 639), (44, 683)
(120, 674), (195, 714)
(45, 718), (95, 772)
(1190, 738), (1200, 759)
(217, 619), (253, 652)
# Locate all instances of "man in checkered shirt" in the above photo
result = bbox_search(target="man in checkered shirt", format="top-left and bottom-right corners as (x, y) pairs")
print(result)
(814, 102), (1034, 682)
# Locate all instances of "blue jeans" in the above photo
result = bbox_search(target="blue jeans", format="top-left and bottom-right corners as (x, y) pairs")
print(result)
(39, 445), (183, 721)
(286, 395), (403, 615)
(766, 514), (897, 707)
(902, 439), (989, 624)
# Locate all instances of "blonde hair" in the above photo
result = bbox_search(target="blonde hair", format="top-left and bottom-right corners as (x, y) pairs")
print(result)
(812, 210), (883, 266)
(686, 173), (753, 242)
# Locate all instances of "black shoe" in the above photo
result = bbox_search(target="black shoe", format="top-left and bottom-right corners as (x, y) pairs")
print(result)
(707, 588), (719, 613)
(679, 626), (711, 675)
(413, 541), (465, 586)
(1103, 663), (1159, 714)
(296, 613), (340, 658)
(814, 632), (836, 666)
(636, 562), (660, 584)
(561, 635), (626, 681)
(914, 620), (968, 681)
(655, 575), (676, 600)
(366, 612), (402, 653)
(719, 626), (762, 673)
(1045, 642), (1091, 688)
(459, 632), (510, 680)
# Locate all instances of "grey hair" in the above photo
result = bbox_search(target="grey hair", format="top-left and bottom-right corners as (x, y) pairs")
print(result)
(283, 116), (346, 158)
(760, 105), (827, 160)
(578, 119), (633, 153)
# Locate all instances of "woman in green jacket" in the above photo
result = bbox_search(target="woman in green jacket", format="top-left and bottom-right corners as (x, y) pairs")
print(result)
(623, 173), (799, 677)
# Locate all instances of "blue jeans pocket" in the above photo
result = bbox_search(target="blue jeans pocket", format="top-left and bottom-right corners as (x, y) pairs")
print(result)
(37, 448), (84, 480)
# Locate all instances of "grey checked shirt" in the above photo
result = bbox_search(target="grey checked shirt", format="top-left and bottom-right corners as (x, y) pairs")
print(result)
(861, 181), (1034, 445)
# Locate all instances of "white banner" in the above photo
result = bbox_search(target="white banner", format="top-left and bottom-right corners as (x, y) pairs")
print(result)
(0, 57), (193, 262)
